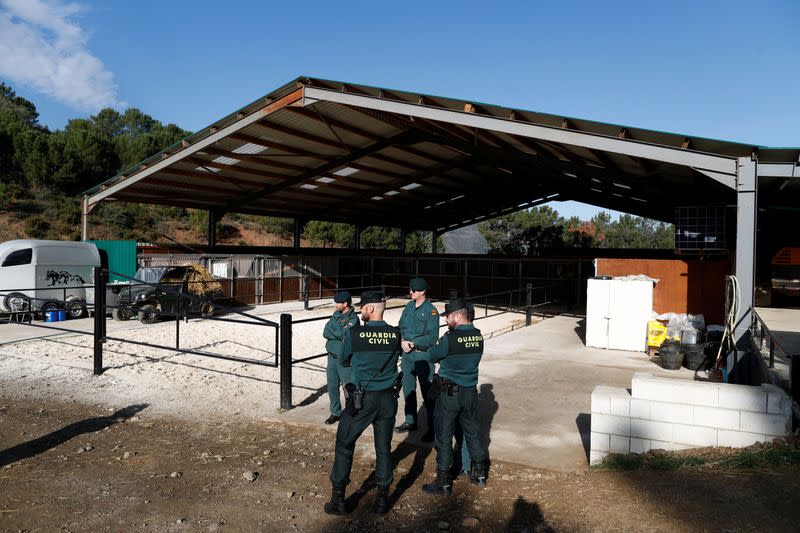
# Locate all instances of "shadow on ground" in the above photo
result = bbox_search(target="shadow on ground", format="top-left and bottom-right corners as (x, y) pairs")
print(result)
(0, 404), (148, 468)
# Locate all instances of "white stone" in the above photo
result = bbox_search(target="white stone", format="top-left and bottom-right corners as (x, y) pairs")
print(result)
(630, 398), (651, 420)
(673, 424), (718, 447)
(590, 449), (609, 465)
(717, 429), (766, 448)
(672, 382), (719, 407)
(630, 419), (673, 442)
(650, 402), (692, 424)
(632, 378), (674, 403)
(592, 414), (630, 436)
(740, 412), (791, 436)
(590, 386), (612, 415)
(763, 384), (792, 415)
(610, 434), (630, 454)
(590, 432), (610, 452)
(692, 406), (740, 430)
(630, 437), (650, 454)
(718, 385), (767, 413)
(610, 393), (631, 417)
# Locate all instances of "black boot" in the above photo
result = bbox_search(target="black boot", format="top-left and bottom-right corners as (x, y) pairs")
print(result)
(323, 487), (348, 515)
(422, 469), (452, 496)
(373, 485), (390, 514)
(468, 460), (488, 488)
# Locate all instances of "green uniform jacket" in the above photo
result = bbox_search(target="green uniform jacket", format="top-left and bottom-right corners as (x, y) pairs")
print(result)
(340, 321), (401, 391)
(428, 324), (484, 387)
(323, 307), (360, 357)
(398, 299), (439, 350)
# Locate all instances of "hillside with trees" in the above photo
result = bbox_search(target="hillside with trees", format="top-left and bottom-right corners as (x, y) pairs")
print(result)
(1, 81), (674, 252)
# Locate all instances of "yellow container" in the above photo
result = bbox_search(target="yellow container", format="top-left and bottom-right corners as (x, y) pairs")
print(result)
(647, 320), (668, 347)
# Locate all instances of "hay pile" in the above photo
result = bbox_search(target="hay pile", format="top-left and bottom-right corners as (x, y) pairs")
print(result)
(160, 263), (223, 296)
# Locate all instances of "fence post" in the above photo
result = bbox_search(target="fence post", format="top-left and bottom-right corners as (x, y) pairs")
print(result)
(381, 284), (386, 297)
(525, 282), (532, 326)
(792, 355), (799, 410)
(280, 313), (293, 410)
(303, 275), (310, 310)
(769, 339), (775, 369)
(93, 267), (105, 375)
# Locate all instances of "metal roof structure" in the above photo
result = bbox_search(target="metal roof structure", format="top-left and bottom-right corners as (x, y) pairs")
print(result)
(82, 76), (800, 236)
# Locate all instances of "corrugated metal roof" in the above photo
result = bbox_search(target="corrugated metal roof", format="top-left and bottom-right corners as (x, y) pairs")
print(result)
(83, 76), (799, 232)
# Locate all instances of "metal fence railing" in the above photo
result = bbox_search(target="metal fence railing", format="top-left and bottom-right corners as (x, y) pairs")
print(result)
(751, 307), (798, 406)
(277, 283), (552, 410)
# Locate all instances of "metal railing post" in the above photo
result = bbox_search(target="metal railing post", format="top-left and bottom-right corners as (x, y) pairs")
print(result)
(526, 282), (532, 308)
(93, 267), (105, 375)
(304, 275), (310, 310)
(792, 355), (800, 408)
(280, 313), (293, 410)
(769, 339), (775, 369)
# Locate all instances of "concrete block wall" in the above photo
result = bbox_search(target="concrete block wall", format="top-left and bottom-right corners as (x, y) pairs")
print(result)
(589, 373), (792, 465)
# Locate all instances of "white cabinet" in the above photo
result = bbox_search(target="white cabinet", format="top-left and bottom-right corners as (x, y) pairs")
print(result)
(586, 278), (652, 352)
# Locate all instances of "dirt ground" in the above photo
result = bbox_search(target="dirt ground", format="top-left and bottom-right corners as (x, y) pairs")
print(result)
(2, 396), (799, 533)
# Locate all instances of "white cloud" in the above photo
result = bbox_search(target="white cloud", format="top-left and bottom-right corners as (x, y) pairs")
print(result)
(0, 0), (118, 111)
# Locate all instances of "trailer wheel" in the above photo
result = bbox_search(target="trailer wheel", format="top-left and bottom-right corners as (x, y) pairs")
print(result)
(4, 292), (30, 312)
(112, 308), (133, 321)
(200, 302), (216, 318)
(138, 304), (159, 324)
(66, 300), (86, 319)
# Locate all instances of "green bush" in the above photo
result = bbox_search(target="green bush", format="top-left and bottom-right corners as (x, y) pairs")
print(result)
(24, 214), (50, 238)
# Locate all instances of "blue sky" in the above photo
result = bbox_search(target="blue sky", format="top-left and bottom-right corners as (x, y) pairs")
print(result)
(1, 0), (798, 221)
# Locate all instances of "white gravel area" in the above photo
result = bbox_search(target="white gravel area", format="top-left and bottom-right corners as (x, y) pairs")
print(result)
(0, 298), (525, 423)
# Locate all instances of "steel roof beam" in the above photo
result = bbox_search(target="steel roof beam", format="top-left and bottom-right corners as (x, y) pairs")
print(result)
(84, 87), (305, 207)
(302, 87), (737, 188)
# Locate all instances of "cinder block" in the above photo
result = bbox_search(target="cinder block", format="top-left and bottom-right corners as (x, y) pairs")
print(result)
(590, 449), (609, 465)
(740, 412), (791, 436)
(630, 398), (651, 420)
(763, 384), (792, 415)
(630, 373), (655, 399)
(718, 429), (766, 448)
(592, 414), (630, 436)
(650, 440), (691, 451)
(650, 401), (692, 424)
(673, 382), (719, 407)
(633, 379), (674, 403)
(591, 432), (610, 452)
(630, 437), (650, 454)
(591, 387), (612, 415)
(610, 435), (630, 454)
(692, 406), (740, 430)
(673, 424), (718, 447)
(630, 419), (673, 442)
(610, 393), (631, 417)
(718, 385), (767, 413)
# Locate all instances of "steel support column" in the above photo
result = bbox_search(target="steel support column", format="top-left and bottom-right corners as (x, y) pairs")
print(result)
(431, 231), (438, 255)
(733, 157), (757, 350)
(208, 210), (218, 250)
(293, 218), (303, 250)
(81, 196), (90, 241)
(399, 228), (407, 254)
(354, 225), (362, 251)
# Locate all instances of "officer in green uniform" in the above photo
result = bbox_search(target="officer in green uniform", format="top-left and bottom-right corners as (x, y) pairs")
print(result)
(396, 277), (439, 439)
(324, 291), (401, 516)
(322, 290), (360, 425)
(422, 299), (490, 496)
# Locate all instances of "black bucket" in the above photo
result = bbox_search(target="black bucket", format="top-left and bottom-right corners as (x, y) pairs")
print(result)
(682, 344), (706, 370)
(658, 341), (684, 370)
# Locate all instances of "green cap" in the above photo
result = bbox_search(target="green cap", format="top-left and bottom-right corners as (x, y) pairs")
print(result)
(443, 298), (473, 316)
(409, 277), (429, 292)
(357, 290), (385, 306)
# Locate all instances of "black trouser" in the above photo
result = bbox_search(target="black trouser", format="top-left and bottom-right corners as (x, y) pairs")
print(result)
(433, 384), (487, 471)
(401, 351), (434, 428)
(330, 388), (398, 489)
